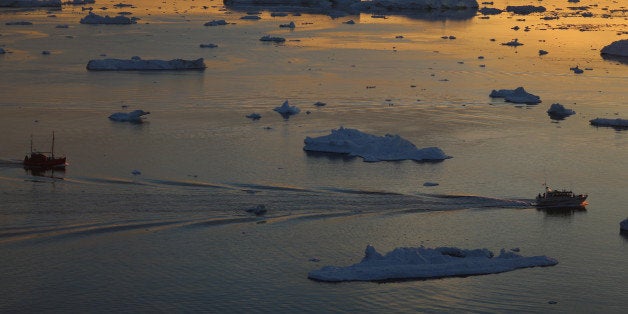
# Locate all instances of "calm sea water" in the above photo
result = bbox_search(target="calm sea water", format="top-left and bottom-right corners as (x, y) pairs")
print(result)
(1, 1), (627, 312)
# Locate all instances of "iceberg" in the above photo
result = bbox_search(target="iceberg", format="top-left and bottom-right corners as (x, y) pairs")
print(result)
(308, 245), (558, 282)
(108, 110), (150, 123)
(86, 56), (206, 71)
(589, 118), (628, 129)
(600, 39), (628, 63)
(273, 100), (300, 118)
(303, 127), (451, 162)
(505, 5), (546, 15)
(547, 103), (575, 120)
(489, 87), (541, 104)
(80, 12), (136, 25)
(0, 0), (61, 7)
(260, 35), (286, 43)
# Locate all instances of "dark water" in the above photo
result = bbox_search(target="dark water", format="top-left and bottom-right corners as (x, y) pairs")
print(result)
(1, 1), (627, 312)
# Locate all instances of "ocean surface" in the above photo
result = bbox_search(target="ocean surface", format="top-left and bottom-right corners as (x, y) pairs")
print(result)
(1, 0), (627, 312)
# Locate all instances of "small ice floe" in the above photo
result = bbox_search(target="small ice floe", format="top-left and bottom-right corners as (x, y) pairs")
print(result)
(108, 109), (150, 123)
(0, 0), (61, 7)
(307, 245), (558, 282)
(86, 56), (206, 71)
(80, 12), (136, 24)
(245, 204), (267, 216)
(0, 48), (5, 54)
(344, 20), (355, 24)
(570, 66), (584, 74)
(501, 38), (523, 46)
(200, 43), (218, 48)
(313, 101), (326, 107)
(539, 49), (548, 55)
(274, 100), (300, 118)
(303, 127), (451, 162)
(479, 7), (502, 15)
(423, 182), (439, 187)
(589, 118), (628, 129)
(505, 5), (546, 15)
(240, 15), (261, 20)
(246, 113), (261, 120)
(204, 19), (227, 26)
(260, 35), (286, 43)
(600, 39), (628, 62)
(5, 21), (33, 25)
(42, 50), (51, 55)
(547, 103), (575, 120)
(490, 87), (541, 104)
(620, 218), (628, 233)
(131, 169), (141, 175)
(279, 21), (295, 28)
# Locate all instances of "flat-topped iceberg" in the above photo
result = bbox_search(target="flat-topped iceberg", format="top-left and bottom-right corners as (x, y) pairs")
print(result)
(303, 127), (451, 162)
(86, 56), (206, 71)
(589, 118), (628, 129)
(0, 0), (61, 7)
(490, 87), (541, 104)
(80, 12), (136, 25)
(547, 103), (575, 120)
(108, 110), (150, 123)
(308, 245), (558, 282)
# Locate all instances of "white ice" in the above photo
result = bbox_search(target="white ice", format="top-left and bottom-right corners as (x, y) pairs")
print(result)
(303, 127), (451, 162)
(86, 56), (206, 71)
(108, 110), (150, 123)
(308, 245), (558, 282)
(489, 87), (541, 104)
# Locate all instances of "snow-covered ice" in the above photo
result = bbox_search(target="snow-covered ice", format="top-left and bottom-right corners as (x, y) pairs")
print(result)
(274, 100), (300, 118)
(303, 127), (451, 162)
(80, 12), (136, 25)
(547, 103), (575, 119)
(489, 87), (541, 104)
(308, 245), (558, 282)
(589, 118), (628, 129)
(108, 110), (150, 123)
(86, 56), (206, 71)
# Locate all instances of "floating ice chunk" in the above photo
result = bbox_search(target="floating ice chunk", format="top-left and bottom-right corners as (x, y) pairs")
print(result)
(539, 49), (548, 55)
(344, 19), (355, 24)
(303, 127), (451, 162)
(501, 38), (523, 46)
(245, 204), (267, 216)
(490, 87), (541, 104)
(246, 113), (261, 120)
(204, 19), (228, 26)
(621, 218), (628, 232)
(274, 100), (300, 118)
(279, 21), (295, 28)
(479, 7), (502, 15)
(66, 0), (95, 4)
(505, 5), (546, 15)
(241, 15), (261, 20)
(570, 66), (584, 74)
(313, 101), (326, 107)
(260, 35), (286, 43)
(308, 245), (558, 282)
(200, 43), (218, 48)
(108, 110), (150, 123)
(547, 103), (575, 120)
(131, 169), (141, 175)
(6, 21), (33, 25)
(589, 118), (628, 129)
(80, 12), (136, 24)
(600, 40), (628, 59)
(0, 48), (5, 54)
(87, 56), (206, 71)
(423, 182), (439, 187)
(0, 0), (61, 7)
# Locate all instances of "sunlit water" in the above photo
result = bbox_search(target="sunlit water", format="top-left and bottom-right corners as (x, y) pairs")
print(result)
(1, 0), (627, 312)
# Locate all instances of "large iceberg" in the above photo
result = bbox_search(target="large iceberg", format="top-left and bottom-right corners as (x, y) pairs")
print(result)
(86, 56), (206, 71)
(308, 245), (558, 282)
(303, 127), (451, 162)
(108, 110), (150, 123)
(80, 12), (136, 25)
(600, 39), (628, 63)
(589, 118), (628, 129)
(0, 0), (61, 7)
(489, 87), (541, 104)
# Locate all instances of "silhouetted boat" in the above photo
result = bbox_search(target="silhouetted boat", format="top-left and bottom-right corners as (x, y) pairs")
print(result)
(23, 132), (67, 169)
(535, 186), (587, 208)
